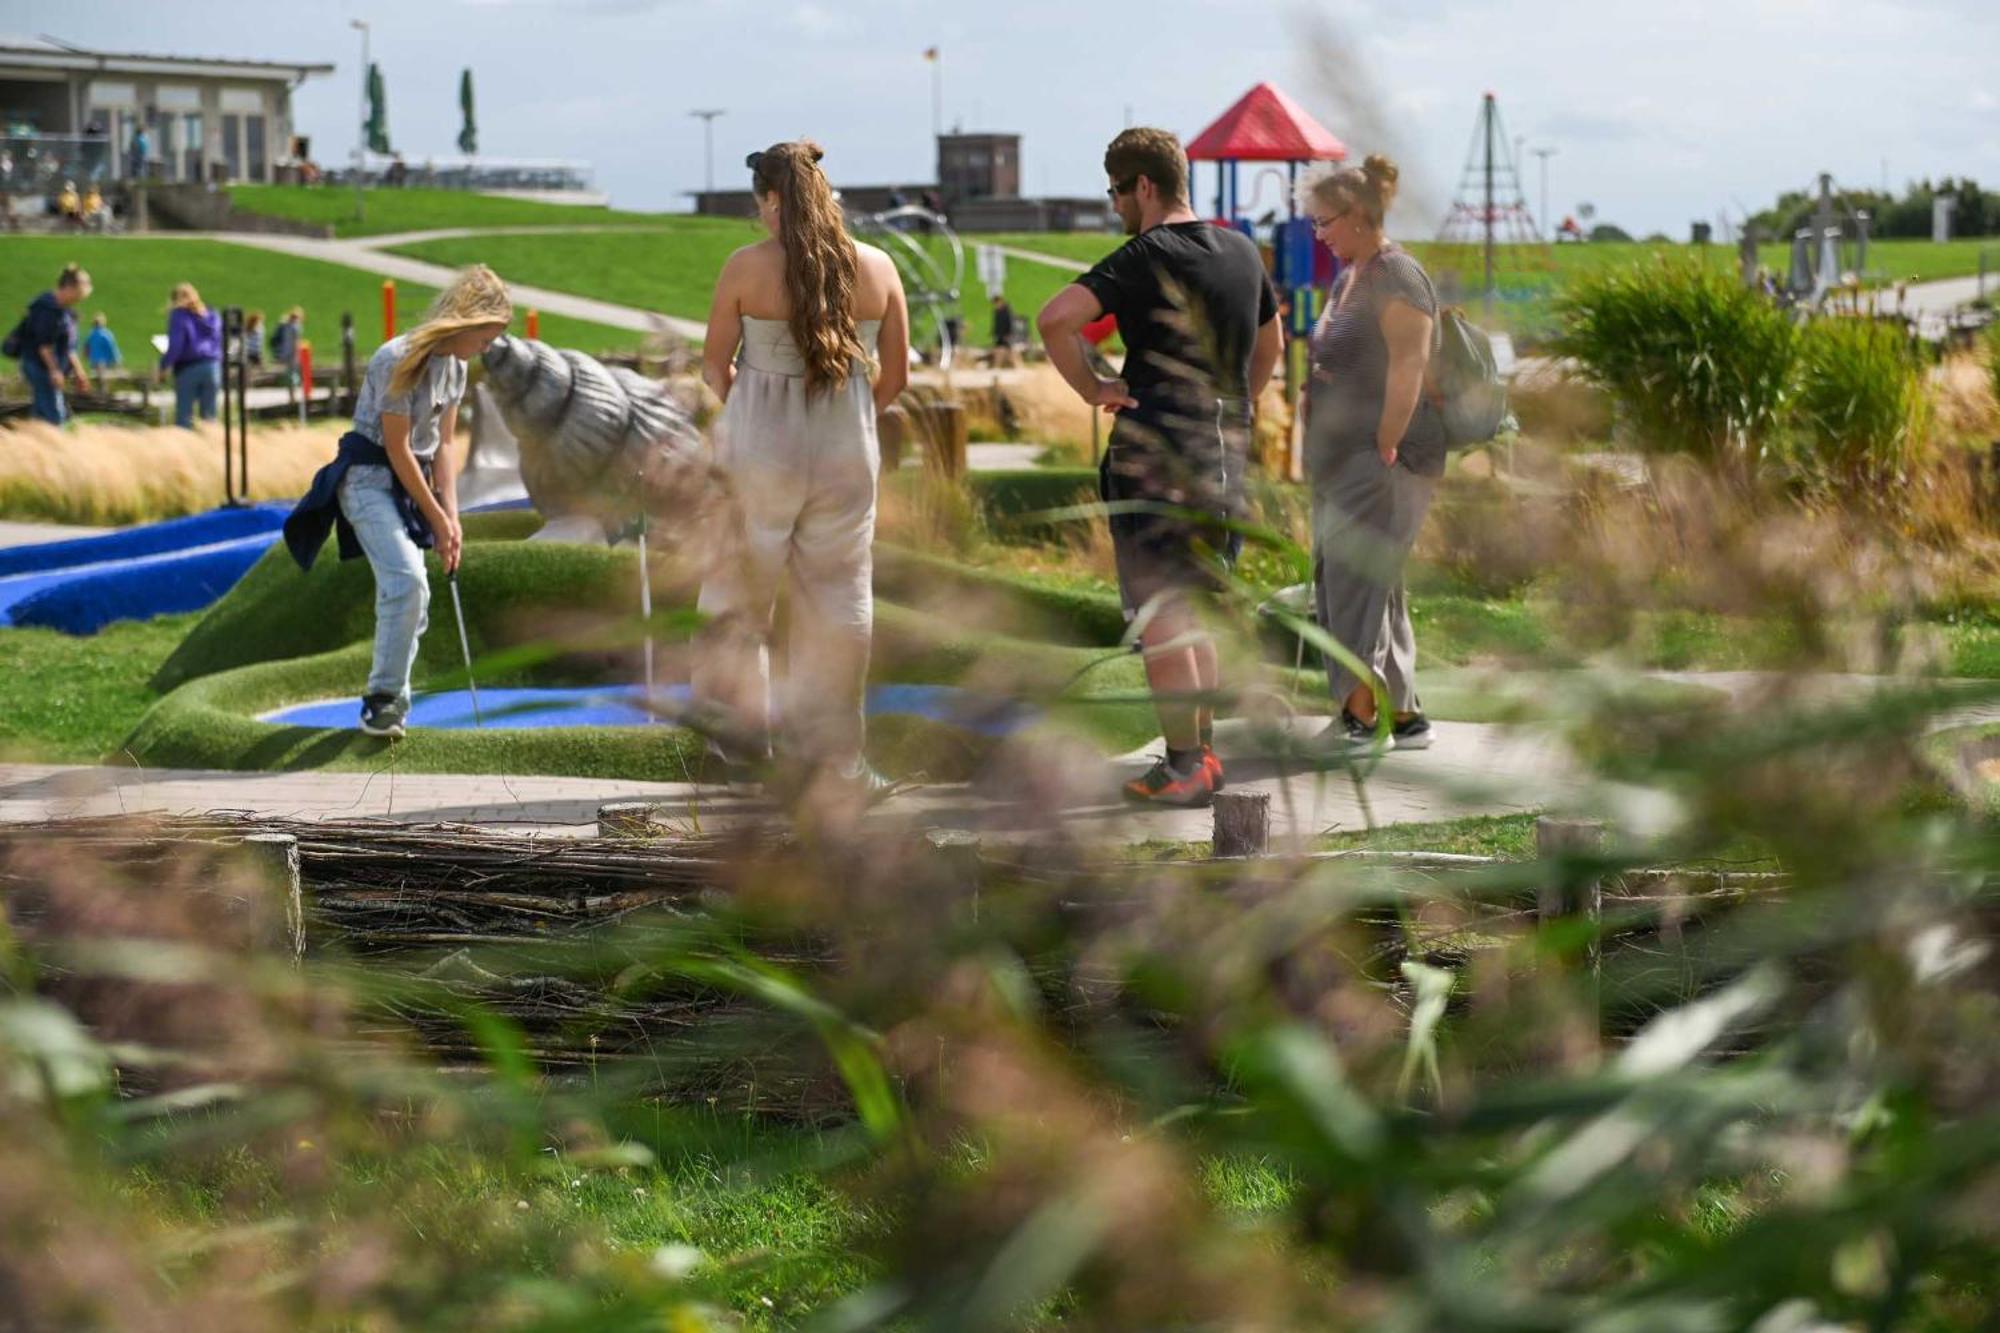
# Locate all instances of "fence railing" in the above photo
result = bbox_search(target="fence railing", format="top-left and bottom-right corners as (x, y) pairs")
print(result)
(0, 133), (120, 193)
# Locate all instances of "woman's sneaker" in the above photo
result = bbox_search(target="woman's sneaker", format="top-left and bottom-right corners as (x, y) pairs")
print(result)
(359, 693), (407, 738)
(1391, 713), (1434, 750)
(1310, 707), (1394, 756)
(1123, 753), (1218, 808)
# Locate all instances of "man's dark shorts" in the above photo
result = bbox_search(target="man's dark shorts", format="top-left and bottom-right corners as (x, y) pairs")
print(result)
(1098, 402), (1249, 620)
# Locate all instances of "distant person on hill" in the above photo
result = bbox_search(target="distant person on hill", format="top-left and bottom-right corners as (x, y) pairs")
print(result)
(5, 263), (93, 425)
(989, 293), (1018, 366)
(271, 306), (305, 389)
(129, 123), (150, 179)
(1036, 127), (1283, 808)
(281, 266), (512, 740)
(244, 310), (266, 366)
(83, 313), (121, 373)
(157, 283), (223, 429)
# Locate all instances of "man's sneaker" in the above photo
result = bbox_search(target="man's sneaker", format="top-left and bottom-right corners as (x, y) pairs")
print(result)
(1391, 713), (1434, 751)
(359, 693), (407, 739)
(1203, 745), (1227, 792)
(1308, 707), (1394, 757)
(1123, 754), (1217, 808)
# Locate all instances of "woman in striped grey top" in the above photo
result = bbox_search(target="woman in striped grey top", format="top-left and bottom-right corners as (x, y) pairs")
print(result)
(1299, 154), (1442, 753)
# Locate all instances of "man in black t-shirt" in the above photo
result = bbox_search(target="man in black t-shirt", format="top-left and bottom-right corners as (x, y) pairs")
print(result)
(1037, 127), (1283, 808)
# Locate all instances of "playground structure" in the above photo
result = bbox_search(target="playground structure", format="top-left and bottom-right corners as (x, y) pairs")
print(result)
(1185, 81), (1348, 425)
(850, 204), (966, 370)
(1434, 92), (1547, 308)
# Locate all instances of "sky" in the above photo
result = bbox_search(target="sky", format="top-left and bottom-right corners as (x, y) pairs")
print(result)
(8, 0), (1997, 239)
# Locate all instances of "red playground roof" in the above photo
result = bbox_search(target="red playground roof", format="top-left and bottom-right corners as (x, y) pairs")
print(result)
(1186, 82), (1348, 163)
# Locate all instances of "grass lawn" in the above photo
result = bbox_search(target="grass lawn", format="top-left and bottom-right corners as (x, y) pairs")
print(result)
(226, 183), (667, 239)
(0, 236), (641, 360)
(389, 224), (756, 331)
(389, 225), (1095, 348)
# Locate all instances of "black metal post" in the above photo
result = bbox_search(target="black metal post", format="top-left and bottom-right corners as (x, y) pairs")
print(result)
(221, 305), (250, 505)
(340, 311), (358, 413)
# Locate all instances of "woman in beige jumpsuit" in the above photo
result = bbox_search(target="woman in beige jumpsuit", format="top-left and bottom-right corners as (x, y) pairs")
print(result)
(693, 141), (910, 791)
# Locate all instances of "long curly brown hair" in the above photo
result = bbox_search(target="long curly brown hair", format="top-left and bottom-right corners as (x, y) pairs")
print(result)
(751, 141), (865, 399)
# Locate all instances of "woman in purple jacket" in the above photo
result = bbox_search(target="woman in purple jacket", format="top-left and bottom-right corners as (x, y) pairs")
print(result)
(157, 282), (222, 429)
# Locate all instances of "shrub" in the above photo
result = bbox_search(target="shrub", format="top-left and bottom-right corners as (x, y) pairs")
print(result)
(1985, 318), (2000, 409)
(1790, 316), (1929, 488)
(1551, 258), (1797, 468)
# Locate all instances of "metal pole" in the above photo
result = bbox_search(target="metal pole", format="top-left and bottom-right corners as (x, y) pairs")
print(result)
(1534, 147), (1557, 242)
(636, 515), (655, 720)
(931, 51), (943, 140)
(1482, 93), (1496, 309)
(350, 21), (368, 225)
(689, 109), (724, 195)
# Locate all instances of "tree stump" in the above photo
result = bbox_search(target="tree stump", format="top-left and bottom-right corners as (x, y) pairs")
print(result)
(1535, 816), (1605, 973)
(241, 832), (304, 963)
(1212, 792), (1271, 859)
(597, 801), (664, 838)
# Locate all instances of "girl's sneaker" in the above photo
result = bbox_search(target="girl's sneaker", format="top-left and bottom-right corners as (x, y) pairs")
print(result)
(359, 693), (407, 739)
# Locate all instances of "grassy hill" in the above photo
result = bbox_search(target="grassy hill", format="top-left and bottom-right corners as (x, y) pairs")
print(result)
(389, 225), (1098, 347)
(0, 236), (641, 359)
(225, 184), (667, 239)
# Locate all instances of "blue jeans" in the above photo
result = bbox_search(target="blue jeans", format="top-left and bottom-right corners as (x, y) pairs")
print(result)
(21, 357), (65, 425)
(173, 359), (220, 429)
(338, 464), (431, 703)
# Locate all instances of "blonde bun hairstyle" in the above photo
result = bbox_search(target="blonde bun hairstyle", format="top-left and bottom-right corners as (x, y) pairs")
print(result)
(1296, 153), (1402, 229)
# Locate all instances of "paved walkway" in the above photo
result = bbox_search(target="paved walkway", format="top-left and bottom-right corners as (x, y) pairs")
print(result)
(0, 520), (110, 549)
(5, 672), (1992, 843)
(0, 711), (1582, 843)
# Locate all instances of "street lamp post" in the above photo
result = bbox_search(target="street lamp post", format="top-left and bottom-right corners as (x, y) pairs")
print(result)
(1533, 146), (1557, 241)
(689, 109), (725, 196)
(350, 19), (369, 224)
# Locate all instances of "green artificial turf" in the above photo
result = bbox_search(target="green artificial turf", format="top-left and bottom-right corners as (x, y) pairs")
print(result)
(225, 184), (668, 239)
(0, 612), (200, 762)
(0, 237), (640, 363)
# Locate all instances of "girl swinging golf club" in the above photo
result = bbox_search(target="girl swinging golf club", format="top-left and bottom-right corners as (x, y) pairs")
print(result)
(282, 265), (513, 738)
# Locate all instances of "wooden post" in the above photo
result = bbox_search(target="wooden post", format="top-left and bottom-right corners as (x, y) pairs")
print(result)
(1212, 791), (1271, 859)
(340, 312), (358, 413)
(925, 828), (982, 917)
(927, 400), (968, 479)
(1536, 816), (1605, 973)
(241, 832), (304, 964)
(597, 801), (660, 838)
(877, 403), (909, 473)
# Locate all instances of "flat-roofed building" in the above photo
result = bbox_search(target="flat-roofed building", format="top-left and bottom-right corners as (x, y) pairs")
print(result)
(0, 34), (331, 193)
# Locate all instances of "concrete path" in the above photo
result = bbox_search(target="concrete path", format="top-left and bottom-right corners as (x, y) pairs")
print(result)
(3, 673), (1991, 843)
(0, 520), (111, 549)
(0, 711), (1582, 843)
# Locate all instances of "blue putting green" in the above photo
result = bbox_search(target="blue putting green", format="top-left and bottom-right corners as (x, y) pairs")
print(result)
(262, 683), (1032, 736)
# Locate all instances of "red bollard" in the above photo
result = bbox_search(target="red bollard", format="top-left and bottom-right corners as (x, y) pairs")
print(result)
(382, 280), (396, 340)
(525, 308), (540, 341)
(299, 341), (314, 401)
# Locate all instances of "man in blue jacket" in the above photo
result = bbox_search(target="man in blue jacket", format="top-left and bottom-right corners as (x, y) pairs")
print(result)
(10, 263), (93, 425)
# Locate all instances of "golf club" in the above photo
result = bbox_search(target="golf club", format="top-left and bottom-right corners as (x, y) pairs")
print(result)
(447, 569), (483, 727)
(636, 507), (656, 720)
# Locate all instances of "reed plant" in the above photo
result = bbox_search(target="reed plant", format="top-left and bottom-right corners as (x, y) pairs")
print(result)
(1551, 256), (1799, 471)
(1790, 316), (1930, 490)
(0, 421), (346, 526)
